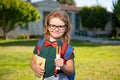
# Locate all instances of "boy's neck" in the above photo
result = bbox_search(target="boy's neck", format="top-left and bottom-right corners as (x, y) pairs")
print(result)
(49, 37), (57, 42)
(49, 37), (61, 42)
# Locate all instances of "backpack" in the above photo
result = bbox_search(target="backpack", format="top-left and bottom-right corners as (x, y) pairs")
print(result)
(37, 39), (75, 80)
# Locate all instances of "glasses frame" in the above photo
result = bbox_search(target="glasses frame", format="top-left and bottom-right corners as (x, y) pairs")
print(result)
(48, 24), (66, 30)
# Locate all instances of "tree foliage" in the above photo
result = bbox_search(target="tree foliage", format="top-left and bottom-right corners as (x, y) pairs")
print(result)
(112, 0), (120, 38)
(113, 0), (120, 23)
(57, 0), (76, 6)
(79, 6), (110, 30)
(0, 0), (40, 40)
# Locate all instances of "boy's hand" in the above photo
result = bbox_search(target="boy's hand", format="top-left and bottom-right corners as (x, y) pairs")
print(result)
(55, 58), (64, 68)
(34, 62), (45, 77)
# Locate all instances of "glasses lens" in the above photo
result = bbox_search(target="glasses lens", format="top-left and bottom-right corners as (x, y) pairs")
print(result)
(50, 24), (56, 29)
(49, 24), (65, 30)
(59, 25), (65, 29)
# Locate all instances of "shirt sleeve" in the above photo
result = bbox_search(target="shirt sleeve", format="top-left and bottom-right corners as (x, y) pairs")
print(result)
(33, 46), (38, 55)
(69, 45), (75, 59)
(70, 52), (75, 59)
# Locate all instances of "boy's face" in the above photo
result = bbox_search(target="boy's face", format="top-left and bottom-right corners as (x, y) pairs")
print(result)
(48, 18), (66, 41)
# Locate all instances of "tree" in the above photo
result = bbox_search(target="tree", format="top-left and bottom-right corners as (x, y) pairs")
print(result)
(79, 6), (110, 30)
(0, 0), (40, 40)
(112, 0), (120, 38)
(113, 0), (120, 21)
(57, 0), (76, 6)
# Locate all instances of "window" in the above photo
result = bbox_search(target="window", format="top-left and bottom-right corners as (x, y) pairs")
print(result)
(43, 11), (50, 23)
(75, 13), (80, 30)
(20, 23), (28, 30)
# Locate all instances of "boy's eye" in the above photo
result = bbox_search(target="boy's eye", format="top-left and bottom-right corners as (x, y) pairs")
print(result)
(52, 25), (56, 27)
(49, 24), (65, 30)
(59, 26), (63, 28)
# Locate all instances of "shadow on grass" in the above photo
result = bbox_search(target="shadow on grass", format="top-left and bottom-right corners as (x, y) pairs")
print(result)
(70, 40), (120, 47)
(0, 68), (13, 79)
(0, 39), (119, 47)
(0, 39), (39, 47)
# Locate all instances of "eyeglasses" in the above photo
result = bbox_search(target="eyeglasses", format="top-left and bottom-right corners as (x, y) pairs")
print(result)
(48, 24), (66, 30)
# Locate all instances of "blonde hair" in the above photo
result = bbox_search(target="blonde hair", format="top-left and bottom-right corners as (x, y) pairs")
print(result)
(43, 9), (71, 43)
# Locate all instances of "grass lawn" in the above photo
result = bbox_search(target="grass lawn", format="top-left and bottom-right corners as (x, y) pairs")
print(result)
(0, 39), (120, 80)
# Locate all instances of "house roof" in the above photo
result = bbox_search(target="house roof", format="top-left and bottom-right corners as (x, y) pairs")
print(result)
(60, 4), (82, 11)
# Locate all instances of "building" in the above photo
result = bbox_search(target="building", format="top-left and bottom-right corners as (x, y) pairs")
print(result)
(0, 0), (82, 38)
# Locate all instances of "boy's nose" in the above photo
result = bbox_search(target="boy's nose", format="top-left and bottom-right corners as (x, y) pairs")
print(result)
(54, 27), (59, 31)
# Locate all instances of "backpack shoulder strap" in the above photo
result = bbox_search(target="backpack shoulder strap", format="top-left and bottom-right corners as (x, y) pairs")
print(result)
(61, 42), (67, 57)
(61, 42), (74, 61)
(37, 39), (44, 56)
(64, 45), (74, 60)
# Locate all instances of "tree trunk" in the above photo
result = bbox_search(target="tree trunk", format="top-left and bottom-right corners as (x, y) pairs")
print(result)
(3, 31), (8, 40)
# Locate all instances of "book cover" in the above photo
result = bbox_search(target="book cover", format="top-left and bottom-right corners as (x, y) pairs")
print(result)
(35, 55), (46, 80)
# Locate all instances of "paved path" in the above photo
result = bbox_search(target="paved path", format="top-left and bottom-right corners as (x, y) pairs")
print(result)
(71, 36), (120, 44)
